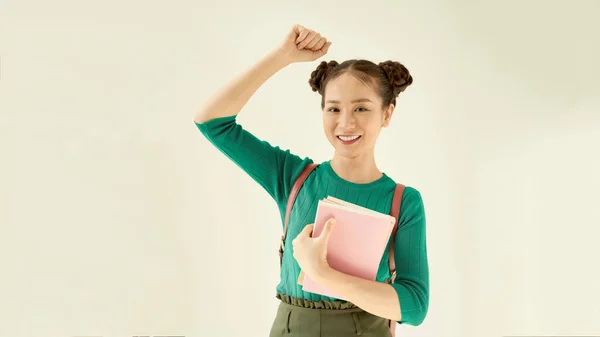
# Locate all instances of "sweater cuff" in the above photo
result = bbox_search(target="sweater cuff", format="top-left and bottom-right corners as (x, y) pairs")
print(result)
(390, 282), (428, 326)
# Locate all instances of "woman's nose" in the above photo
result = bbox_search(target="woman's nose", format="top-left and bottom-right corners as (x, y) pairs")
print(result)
(338, 112), (356, 129)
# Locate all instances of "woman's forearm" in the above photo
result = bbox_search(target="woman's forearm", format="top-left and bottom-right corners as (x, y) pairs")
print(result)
(314, 266), (402, 322)
(194, 49), (290, 124)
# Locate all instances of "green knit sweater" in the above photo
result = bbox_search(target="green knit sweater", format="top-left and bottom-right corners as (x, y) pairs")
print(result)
(195, 115), (429, 326)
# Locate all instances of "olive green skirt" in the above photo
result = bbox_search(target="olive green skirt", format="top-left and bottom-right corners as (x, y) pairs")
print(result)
(269, 294), (392, 337)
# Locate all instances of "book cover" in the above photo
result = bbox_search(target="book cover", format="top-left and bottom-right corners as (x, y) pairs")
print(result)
(298, 196), (395, 300)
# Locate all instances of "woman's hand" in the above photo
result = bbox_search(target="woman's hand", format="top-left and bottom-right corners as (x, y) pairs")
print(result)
(292, 218), (336, 279)
(275, 24), (332, 65)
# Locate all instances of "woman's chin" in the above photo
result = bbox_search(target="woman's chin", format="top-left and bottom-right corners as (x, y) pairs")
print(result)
(333, 147), (363, 159)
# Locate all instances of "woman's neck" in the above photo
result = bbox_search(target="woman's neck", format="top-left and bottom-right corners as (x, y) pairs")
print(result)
(329, 153), (383, 184)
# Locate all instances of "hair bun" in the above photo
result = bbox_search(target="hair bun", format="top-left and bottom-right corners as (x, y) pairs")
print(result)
(309, 60), (339, 94)
(378, 60), (413, 97)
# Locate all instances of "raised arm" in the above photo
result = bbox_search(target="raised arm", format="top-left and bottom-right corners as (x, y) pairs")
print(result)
(193, 25), (332, 212)
(194, 24), (332, 124)
(193, 50), (289, 124)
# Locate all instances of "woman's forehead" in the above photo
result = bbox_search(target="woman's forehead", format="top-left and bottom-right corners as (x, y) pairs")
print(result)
(325, 74), (380, 102)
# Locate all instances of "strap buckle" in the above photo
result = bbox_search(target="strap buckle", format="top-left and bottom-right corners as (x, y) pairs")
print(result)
(386, 270), (397, 284)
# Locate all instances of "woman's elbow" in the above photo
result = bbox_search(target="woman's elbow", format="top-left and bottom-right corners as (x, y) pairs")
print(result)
(396, 284), (429, 326)
(402, 304), (429, 326)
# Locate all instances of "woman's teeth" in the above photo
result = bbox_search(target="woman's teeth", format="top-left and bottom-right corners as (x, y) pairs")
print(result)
(338, 135), (360, 141)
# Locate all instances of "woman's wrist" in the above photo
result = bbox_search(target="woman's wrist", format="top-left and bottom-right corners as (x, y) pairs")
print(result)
(265, 48), (294, 69)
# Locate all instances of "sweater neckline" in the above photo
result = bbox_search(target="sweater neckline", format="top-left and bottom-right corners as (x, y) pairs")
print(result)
(320, 160), (392, 189)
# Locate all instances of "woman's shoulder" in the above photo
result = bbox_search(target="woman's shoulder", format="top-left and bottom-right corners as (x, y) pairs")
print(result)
(402, 185), (423, 200)
(385, 177), (425, 209)
(397, 185), (426, 224)
(384, 175), (422, 198)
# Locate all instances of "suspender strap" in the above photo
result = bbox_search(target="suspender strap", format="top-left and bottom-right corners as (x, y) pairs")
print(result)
(387, 183), (405, 336)
(279, 163), (318, 266)
(387, 183), (405, 283)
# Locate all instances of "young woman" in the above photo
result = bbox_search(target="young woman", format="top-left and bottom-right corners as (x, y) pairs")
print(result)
(194, 24), (429, 337)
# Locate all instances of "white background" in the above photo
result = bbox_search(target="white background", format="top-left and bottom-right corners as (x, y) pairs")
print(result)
(1, 1), (599, 337)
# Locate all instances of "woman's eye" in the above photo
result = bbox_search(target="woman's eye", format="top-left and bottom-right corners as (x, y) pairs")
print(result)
(326, 107), (367, 112)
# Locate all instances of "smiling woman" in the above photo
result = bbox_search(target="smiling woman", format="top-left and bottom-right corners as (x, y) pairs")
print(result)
(312, 60), (412, 183)
(323, 87), (386, 173)
(194, 24), (428, 337)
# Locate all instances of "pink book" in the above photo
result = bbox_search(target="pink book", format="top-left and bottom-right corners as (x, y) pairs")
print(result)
(298, 196), (396, 300)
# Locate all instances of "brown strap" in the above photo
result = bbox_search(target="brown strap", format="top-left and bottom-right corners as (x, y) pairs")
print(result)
(279, 163), (318, 266)
(388, 183), (405, 333)
(387, 183), (405, 282)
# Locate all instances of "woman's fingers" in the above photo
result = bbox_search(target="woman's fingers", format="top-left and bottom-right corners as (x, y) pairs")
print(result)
(297, 31), (320, 49)
(295, 27), (310, 44)
(308, 37), (327, 51)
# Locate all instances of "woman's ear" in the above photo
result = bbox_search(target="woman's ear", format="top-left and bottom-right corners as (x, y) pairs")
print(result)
(382, 104), (395, 127)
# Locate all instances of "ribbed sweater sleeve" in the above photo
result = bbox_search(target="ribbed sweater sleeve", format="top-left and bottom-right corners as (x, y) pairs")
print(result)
(390, 188), (429, 326)
(195, 115), (312, 216)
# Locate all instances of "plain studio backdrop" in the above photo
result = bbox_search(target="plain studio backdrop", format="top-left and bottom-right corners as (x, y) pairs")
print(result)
(1, 0), (599, 337)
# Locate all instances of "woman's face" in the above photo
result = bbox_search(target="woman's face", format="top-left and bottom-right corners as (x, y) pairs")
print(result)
(322, 72), (393, 160)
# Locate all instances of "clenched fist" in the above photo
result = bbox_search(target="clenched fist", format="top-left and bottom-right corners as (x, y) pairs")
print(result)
(275, 24), (332, 64)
